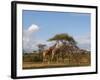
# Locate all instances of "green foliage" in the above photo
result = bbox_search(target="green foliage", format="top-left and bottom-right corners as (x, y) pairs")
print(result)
(23, 55), (32, 62)
(32, 56), (42, 62)
(67, 36), (77, 45)
(48, 33), (77, 45)
(23, 53), (43, 62)
(48, 33), (69, 41)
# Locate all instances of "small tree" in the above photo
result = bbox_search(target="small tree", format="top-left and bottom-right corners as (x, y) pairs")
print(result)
(37, 44), (46, 53)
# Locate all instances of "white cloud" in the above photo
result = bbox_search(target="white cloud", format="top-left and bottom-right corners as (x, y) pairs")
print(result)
(28, 24), (39, 33)
(23, 24), (40, 53)
(23, 24), (57, 53)
(75, 33), (91, 51)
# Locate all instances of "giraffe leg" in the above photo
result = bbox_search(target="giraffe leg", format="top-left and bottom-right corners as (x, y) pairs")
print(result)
(51, 51), (55, 62)
(43, 52), (46, 63)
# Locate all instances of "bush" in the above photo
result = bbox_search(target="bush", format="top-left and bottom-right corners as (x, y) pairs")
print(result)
(32, 56), (42, 62)
(23, 53), (43, 62)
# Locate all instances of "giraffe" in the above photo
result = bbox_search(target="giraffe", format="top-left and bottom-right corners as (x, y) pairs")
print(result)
(51, 43), (80, 63)
(42, 42), (58, 63)
(51, 42), (65, 62)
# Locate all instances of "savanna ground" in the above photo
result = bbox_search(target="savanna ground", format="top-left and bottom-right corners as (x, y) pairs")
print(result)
(23, 52), (91, 69)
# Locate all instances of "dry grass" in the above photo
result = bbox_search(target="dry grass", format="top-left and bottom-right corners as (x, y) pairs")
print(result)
(23, 52), (91, 69)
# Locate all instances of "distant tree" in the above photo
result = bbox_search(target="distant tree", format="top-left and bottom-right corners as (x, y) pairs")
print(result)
(37, 44), (46, 53)
(33, 50), (37, 53)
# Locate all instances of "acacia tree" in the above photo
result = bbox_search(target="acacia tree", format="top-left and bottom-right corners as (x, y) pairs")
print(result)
(48, 33), (78, 62)
(48, 33), (77, 46)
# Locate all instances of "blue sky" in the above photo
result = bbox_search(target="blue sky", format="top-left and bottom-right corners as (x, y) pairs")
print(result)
(22, 10), (91, 52)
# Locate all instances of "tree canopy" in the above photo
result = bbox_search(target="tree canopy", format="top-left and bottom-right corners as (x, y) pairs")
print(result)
(48, 33), (77, 45)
